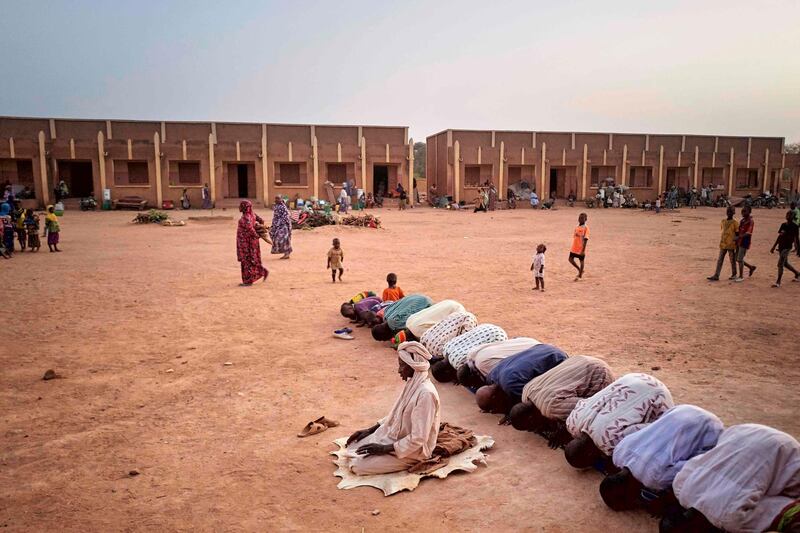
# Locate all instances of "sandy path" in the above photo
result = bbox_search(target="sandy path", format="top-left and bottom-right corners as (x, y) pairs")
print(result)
(2, 205), (798, 532)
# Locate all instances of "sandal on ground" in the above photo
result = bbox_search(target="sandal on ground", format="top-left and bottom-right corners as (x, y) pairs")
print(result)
(772, 283), (781, 288)
(297, 421), (328, 438)
(333, 332), (354, 340)
(313, 416), (340, 428)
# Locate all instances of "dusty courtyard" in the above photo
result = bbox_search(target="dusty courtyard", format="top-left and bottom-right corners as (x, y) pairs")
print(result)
(2, 204), (798, 532)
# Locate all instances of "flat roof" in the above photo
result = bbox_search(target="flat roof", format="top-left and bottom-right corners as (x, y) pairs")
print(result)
(427, 128), (783, 142)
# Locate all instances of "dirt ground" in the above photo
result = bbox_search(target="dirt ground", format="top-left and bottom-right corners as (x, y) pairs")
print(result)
(2, 203), (798, 532)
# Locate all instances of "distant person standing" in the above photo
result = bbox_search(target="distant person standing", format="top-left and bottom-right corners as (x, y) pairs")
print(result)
(770, 210), (800, 287)
(531, 243), (546, 292)
(180, 188), (191, 209)
(734, 206), (756, 282)
(201, 183), (212, 209)
(397, 183), (408, 210)
(707, 206), (739, 281)
(569, 213), (589, 281)
(324, 179), (336, 206)
(270, 195), (293, 259)
(413, 177), (419, 206)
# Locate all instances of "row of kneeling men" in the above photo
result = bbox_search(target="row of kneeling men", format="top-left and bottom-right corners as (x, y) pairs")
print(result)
(340, 292), (800, 533)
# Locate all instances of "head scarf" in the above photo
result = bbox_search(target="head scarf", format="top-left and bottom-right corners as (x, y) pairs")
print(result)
(45, 205), (58, 224)
(239, 200), (255, 224)
(0, 203), (10, 216)
(397, 341), (432, 372)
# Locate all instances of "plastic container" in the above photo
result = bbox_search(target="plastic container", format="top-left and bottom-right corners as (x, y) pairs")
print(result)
(54, 202), (65, 216)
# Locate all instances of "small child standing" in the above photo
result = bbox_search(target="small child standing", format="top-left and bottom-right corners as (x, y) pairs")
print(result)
(44, 205), (61, 252)
(25, 210), (41, 252)
(382, 273), (405, 301)
(327, 238), (344, 283)
(530, 243), (546, 292)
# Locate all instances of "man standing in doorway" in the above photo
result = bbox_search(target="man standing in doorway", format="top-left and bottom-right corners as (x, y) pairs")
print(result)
(569, 213), (589, 281)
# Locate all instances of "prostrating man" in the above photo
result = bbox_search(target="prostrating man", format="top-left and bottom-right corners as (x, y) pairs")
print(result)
(509, 355), (614, 446)
(392, 300), (467, 347)
(663, 424), (800, 533)
(564, 373), (673, 470)
(474, 344), (568, 416)
(341, 295), (383, 327)
(405, 300), (466, 339)
(430, 324), (508, 383)
(457, 337), (542, 389)
(419, 311), (478, 359)
(344, 342), (440, 475)
(600, 405), (724, 515)
(371, 294), (433, 341)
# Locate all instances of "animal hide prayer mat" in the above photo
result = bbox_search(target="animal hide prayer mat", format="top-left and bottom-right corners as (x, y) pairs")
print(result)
(330, 435), (494, 496)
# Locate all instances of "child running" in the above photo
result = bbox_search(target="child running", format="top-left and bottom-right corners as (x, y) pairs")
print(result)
(327, 238), (344, 283)
(382, 273), (405, 301)
(770, 210), (800, 288)
(569, 213), (589, 281)
(44, 205), (61, 252)
(531, 243), (546, 292)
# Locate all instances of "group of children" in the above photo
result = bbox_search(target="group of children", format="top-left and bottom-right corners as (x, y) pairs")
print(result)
(0, 202), (62, 258)
(529, 212), (590, 292)
(709, 202), (800, 288)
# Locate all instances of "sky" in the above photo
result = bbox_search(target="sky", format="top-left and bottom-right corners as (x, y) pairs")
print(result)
(1, 0), (799, 143)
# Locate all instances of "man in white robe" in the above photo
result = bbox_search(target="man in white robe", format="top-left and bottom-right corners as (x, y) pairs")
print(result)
(419, 311), (478, 359)
(344, 342), (441, 475)
(665, 424), (800, 533)
(599, 405), (723, 513)
(405, 300), (466, 339)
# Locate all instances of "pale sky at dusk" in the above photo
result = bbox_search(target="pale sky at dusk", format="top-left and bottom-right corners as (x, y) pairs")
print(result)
(1, 0), (798, 143)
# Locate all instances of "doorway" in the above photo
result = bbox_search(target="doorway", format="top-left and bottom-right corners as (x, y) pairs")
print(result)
(373, 165), (389, 197)
(237, 164), (249, 197)
(549, 167), (566, 198)
(57, 160), (94, 198)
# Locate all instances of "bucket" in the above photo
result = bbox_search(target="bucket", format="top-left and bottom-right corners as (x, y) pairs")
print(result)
(54, 202), (65, 216)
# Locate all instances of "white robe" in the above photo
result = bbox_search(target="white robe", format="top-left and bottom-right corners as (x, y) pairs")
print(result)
(419, 311), (478, 358)
(673, 424), (800, 533)
(405, 300), (466, 338)
(467, 337), (541, 377)
(565, 373), (674, 456)
(444, 324), (508, 370)
(612, 404), (723, 491)
(347, 342), (441, 475)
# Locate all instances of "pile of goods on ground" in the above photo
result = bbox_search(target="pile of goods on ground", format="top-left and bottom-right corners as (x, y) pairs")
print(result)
(340, 213), (381, 228)
(132, 210), (184, 226)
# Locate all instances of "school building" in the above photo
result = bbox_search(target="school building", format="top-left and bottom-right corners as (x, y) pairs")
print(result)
(426, 129), (800, 203)
(0, 116), (413, 208)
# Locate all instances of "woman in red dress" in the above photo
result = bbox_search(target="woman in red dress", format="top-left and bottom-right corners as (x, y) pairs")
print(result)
(237, 200), (269, 286)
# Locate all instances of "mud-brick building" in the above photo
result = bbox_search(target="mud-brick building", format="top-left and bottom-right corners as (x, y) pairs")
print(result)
(0, 116), (413, 208)
(426, 129), (800, 203)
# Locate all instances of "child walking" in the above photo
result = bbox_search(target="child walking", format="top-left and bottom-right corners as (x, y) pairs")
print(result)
(770, 210), (800, 288)
(44, 205), (61, 252)
(531, 243), (546, 292)
(568, 213), (589, 281)
(327, 238), (344, 283)
(382, 273), (405, 301)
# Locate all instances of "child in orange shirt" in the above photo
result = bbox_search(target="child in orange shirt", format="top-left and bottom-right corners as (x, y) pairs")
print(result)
(382, 273), (405, 301)
(569, 213), (589, 281)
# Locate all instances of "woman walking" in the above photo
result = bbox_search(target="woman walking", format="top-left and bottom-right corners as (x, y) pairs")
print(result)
(236, 200), (268, 286)
(44, 205), (61, 252)
(270, 195), (293, 259)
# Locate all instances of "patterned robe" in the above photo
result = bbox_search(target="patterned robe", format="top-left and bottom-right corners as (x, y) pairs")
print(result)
(444, 324), (508, 370)
(566, 373), (674, 456)
(420, 312), (478, 358)
(236, 201), (268, 284)
(270, 201), (293, 254)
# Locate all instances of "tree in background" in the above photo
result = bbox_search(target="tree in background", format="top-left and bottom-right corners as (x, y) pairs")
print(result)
(413, 142), (426, 178)
(783, 142), (799, 184)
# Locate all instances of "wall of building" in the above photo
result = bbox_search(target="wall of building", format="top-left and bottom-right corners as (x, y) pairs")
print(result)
(0, 117), (411, 208)
(426, 129), (798, 203)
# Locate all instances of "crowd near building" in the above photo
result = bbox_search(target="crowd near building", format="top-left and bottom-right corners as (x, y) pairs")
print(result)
(3, 116), (800, 208)
(0, 117), (414, 208)
(426, 129), (800, 203)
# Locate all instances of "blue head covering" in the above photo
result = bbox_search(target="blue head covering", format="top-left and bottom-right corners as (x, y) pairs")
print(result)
(0, 203), (10, 216)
